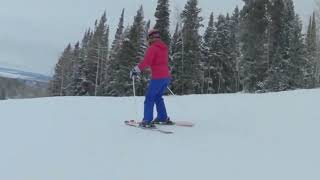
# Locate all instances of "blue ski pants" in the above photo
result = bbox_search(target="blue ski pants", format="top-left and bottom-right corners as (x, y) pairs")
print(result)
(143, 78), (170, 122)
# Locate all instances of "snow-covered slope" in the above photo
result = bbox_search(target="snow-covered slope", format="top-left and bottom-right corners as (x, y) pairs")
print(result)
(0, 67), (51, 82)
(0, 89), (319, 180)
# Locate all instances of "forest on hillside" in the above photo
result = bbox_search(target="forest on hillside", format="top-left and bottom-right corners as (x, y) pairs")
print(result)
(0, 77), (48, 99)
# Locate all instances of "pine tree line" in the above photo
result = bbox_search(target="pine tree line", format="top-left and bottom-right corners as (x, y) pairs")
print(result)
(316, 0), (320, 86)
(306, 12), (320, 88)
(49, 11), (110, 96)
(240, 0), (319, 92)
(49, 0), (319, 97)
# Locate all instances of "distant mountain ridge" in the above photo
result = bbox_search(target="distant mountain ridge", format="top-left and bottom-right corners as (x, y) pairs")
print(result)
(0, 67), (51, 83)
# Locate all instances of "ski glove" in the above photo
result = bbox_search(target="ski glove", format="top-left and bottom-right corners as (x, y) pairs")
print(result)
(130, 66), (141, 79)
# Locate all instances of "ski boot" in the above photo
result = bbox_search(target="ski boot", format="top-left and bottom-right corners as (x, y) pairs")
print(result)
(152, 117), (175, 125)
(139, 121), (156, 128)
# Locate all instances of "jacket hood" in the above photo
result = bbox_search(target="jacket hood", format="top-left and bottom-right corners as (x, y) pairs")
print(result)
(152, 40), (167, 50)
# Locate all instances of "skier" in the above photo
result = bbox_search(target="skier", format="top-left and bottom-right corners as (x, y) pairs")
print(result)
(130, 29), (174, 128)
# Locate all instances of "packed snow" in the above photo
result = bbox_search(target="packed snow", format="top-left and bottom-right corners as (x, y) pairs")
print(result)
(0, 89), (319, 180)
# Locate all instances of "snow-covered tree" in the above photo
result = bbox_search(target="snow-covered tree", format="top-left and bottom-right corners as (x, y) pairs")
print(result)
(289, 14), (310, 89)
(72, 29), (93, 96)
(112, 6), (146, 96)
(49, 44), (73, 96)
(154, 0), (171, 46)
(201, 12), (215, 94)
(230, 6), (241, 92)
(68, 42), (82, 95)
(170, 23), (184, 94)
(240, 0), (270, 92)
(208, 14), (237, 93)
(0, 88), (6, 100)
(315, 1), (320, 86)
(263, 0), (292, 91)
(97, 26), (110, 96)
(104, 9), (125, 96)
(175, 0), (203, 94)
(110, 9), (125, 58)
(86, 12), (109, 96)
(305, 12), (318, 87)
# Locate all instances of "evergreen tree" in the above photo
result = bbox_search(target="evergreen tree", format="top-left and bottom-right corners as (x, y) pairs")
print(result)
(133, 6), (148, 96)
(135, 6), (148, 61)
(203, 13), (215, 50)
(68, 42), (82, 95)
(74, 29), (93, 96)
(113, 6), (146, 96)
(230, 6), (241, 92)
(201, 11), (239, 94)
(284, 0), (309, 89)
(264, 0), (291, 91)
(97, 26), (110, 95)
(305, 13), (318, 88)
(310, 13), (317, 54)
(289, 14), (310, 89)
(49, 44), (73, 96)
(139, 19), (152, 94)
(105, 9), (125, 96)
(176, 0), (203, 94)
(212, 14), (236, 93)
(110, 9), (125, 56)
(308, 12), (319, 87)
(240, 0), (270, 92)
(242, 0), (311, 91)
(0, 88), (6, 100)
(86, 12), (109, 96)
(315, 2), (320, 86)
(306, 16), (313, 51)
(154, 0), (171, 46)
(145, 20), (151, 35)
(304, 15), (314, 88)
(170, 23), (184, 94)
(201, 12), (215, 94)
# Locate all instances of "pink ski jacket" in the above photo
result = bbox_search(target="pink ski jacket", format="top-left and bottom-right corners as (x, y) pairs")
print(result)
(138, 40), (171, 79)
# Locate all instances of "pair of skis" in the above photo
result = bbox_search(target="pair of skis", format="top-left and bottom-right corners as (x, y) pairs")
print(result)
(124, 120), (194, 134)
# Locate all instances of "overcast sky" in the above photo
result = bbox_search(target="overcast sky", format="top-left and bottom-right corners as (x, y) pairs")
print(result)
(0, 0), (315, 75)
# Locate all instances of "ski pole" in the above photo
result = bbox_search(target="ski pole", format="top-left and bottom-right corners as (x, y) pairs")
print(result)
(132, 76), (136, 97)
(167, 87), (175, 96)
(132, 76), (139, 120)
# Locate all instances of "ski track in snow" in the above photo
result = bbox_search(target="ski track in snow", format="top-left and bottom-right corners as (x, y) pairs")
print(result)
(0, 89), (319, 180)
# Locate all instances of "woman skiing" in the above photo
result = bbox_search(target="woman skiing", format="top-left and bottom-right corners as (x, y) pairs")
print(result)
(130, 29), (174, 128)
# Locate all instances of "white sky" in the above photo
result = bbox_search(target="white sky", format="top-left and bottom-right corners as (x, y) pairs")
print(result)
(0, 0), (315, 75)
